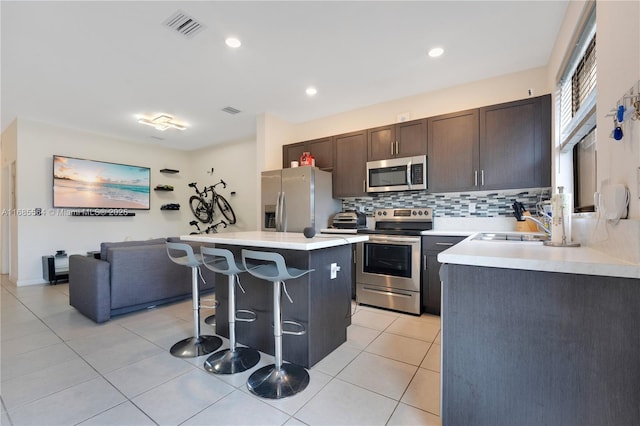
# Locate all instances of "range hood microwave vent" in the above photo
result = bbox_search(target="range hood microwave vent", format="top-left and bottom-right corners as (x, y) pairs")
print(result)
(163, 10), (205, 39)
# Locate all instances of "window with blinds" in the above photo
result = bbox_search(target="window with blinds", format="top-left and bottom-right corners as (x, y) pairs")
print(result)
(559, 3), (597, 212)
(558, 5), (596, 153)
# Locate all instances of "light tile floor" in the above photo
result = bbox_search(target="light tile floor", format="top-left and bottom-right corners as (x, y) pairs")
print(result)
(1, 275), (441, 425)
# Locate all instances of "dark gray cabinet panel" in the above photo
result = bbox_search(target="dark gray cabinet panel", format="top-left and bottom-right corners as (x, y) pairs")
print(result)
(333, 130), (367, 197)
(479, 94), (551, 189)
(427, 109), (479, 192)
(441, 264), (640, 425)
(421, 235), (464, 315)
(282, 137), (334, 171)
(214, 244), (352, 368)
(367, 119), (427, 161)
(281, 95), (551, 196)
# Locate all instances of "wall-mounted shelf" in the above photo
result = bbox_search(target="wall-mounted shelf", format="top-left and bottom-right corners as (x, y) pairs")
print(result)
(71, 211), (135, 216)
(160, 168), (179, 174)
(154, 186), (174, 191)
(160, 204), (180, 211)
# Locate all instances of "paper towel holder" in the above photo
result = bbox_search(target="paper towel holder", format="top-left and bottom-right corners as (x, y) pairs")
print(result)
(543, 186), (580, 248)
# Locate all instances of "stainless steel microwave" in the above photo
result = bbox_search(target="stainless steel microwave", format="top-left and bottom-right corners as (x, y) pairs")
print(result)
(366, 155), (427, 192)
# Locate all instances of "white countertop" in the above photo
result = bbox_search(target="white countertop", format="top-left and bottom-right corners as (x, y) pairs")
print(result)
(439, 233), (640, 279)
(182, 231), (368, 251)
(420, 230), (475, 237)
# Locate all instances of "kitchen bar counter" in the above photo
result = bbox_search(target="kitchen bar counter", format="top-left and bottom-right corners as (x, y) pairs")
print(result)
(183, 231), (368, 250)
(181, 231), (365, 368)
(439, 233), (639, 278)
(440, 240), (640, 424)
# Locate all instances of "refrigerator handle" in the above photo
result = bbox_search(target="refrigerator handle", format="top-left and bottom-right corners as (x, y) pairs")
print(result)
(275, 192), (282, 232)
(281, 191), (287, 232)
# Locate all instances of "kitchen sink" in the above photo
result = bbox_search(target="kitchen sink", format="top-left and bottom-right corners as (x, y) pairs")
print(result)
(472, 232), (549, 242)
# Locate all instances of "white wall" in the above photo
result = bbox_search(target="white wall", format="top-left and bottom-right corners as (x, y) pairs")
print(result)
(2, 118), (259, 285)
(595, 0), (640, 217)
(8, 119), (199, 285)
(1, 120), (18, 280)
(188, 137), (258, 232)
(289, 66), (551, 143)
(547, 0), (640, 218)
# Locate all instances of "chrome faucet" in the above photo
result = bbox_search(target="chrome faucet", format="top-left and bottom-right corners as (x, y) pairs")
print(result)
(523, 216), (551, 235)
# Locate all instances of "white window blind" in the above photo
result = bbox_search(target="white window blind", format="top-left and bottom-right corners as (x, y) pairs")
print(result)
(559, 6), (597, 153)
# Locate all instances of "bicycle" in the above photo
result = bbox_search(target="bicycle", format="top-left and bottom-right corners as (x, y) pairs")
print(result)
(188, 180), (237, 225)
(189, 219), (228, 235)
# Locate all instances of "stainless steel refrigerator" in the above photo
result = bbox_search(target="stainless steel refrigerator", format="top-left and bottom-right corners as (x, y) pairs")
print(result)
(262, 167), (340, 233)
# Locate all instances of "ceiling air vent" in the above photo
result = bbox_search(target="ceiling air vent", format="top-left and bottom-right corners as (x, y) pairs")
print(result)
(221, 106), (241, 115)
(163, 10), (205, 39)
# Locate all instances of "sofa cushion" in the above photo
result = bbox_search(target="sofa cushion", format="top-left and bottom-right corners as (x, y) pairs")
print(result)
(109, 244), (191, 309)
(100, 238), (166, 262)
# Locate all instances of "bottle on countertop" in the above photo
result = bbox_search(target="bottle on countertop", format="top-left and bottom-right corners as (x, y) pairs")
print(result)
(551, 186), (572, 244)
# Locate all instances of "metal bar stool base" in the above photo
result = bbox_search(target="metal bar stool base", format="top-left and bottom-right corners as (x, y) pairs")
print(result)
(170, 335), (222, 358)
(247, 363), (310, 399)
(204, 347), (261, 375)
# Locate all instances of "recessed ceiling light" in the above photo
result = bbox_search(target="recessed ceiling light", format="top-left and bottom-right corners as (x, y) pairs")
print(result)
(306, 86), (318, 96)
(137, 114), (187, 131)
(225, 37), (241, 48)
(428, 47), (444, 58)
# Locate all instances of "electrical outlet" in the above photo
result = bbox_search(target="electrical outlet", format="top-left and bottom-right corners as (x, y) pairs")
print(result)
(330, 263), (340, 279)
(469, 202), (476, 214)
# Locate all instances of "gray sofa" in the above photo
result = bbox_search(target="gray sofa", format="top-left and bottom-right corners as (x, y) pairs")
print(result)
(69, 238), (215, 323)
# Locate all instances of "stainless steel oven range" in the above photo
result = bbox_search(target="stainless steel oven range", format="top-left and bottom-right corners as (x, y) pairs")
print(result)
(356, 207), (432, 315)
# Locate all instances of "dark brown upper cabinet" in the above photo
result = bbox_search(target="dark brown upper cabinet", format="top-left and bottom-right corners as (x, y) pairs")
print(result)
(333, 130), (367, 198)
(479, 95), (551, 190)
(428, 109), (479, 193)
(281, 94), (551, 197)
(367, 119), (427, 161)
(428, 95), (551, 192)
(282, 137), (334, 171)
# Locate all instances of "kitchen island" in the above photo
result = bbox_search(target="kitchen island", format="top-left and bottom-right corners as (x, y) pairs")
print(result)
(182, 231), (367, 368)
(438, 235), (640, 425)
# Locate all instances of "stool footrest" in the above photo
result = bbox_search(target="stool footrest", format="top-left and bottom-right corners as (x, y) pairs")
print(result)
(236, 309), (257, 323)
(282, 320), (306, 336)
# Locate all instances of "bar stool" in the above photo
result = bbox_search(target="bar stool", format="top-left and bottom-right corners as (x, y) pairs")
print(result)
(166, 242), (222, 358)
(241, 249), (313, 399)
(200, 247), (261, 374)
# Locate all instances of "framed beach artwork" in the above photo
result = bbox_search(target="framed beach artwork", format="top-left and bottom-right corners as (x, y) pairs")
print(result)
(53, 155), (151, 210)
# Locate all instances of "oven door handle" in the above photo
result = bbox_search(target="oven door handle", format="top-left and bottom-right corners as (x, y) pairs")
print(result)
(361, 287), (413, 298)
(368, 236), (420, 244)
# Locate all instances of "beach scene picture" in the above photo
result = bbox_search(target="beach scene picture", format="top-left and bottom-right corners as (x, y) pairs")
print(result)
(53, 156), (150, 209)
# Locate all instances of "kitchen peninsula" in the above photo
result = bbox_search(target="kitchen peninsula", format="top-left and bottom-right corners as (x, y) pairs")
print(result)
(438, 236), (640, 425)
(182, 231), (367, 368)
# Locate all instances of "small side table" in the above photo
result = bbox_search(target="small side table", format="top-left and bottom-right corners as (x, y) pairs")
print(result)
(86, 251), (100, 259)
(42, 255), (69, 285)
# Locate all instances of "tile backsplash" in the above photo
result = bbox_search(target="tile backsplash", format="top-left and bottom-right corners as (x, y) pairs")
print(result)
(342, 188), (551, 217)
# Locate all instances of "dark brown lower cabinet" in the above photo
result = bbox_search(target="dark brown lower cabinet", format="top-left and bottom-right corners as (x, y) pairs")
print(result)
(421, 235), (465, 315)
(214, 243), (353, 368)
(441, 264), (640, 425)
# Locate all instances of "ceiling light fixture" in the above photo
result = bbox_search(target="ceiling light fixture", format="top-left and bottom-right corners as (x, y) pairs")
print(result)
(137, 114), (187, 131)
(225, 37), (242, 48)
(428, 47), (444, 58)
(306, 86), (318, 96)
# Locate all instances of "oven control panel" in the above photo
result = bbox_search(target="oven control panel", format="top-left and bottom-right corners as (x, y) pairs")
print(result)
(374, 208), (432, 221)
